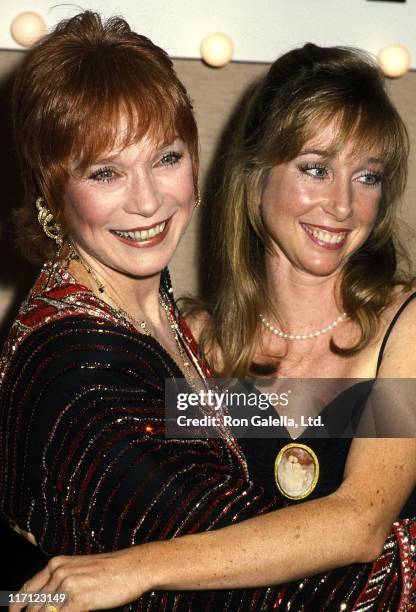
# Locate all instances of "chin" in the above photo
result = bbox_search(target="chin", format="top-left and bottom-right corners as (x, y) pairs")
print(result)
(301, 251), (349, 275)
(117, 244), (177, 276)
(299, 260), (344, 278)
(306, 268), (341, 278)
(126, 262), (171, 279)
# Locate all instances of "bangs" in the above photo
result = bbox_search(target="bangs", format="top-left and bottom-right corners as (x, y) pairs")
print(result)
(304, 102), (406, 179)
(71, 92), (181, 173)
(42, 44), (196, 177)
(73, 84), (188, 172)
(304, 99), (407, 202)
(257, 48), (408, 203)
(261, 92), (408, 202)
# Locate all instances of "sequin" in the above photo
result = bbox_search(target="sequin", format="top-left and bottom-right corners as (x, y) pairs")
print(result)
(0, 260), (415, 610)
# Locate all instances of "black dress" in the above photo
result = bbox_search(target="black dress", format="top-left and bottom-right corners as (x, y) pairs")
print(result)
(239, 293), (416, 518)
(0, 262), (414, 611)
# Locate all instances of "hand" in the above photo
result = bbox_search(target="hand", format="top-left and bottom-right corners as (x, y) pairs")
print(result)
(9, 547), (151, 612)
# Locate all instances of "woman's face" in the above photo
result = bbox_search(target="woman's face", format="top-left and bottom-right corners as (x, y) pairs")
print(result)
(63, 133), (195, 279)
(261, 121), (383, 278)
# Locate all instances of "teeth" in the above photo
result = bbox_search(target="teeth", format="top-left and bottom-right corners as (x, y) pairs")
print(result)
(303, 224), (347, 245)
(114, 222), (166, 241)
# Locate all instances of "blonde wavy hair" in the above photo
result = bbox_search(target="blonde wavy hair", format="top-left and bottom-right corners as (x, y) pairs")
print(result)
(193, 43), (411, 377)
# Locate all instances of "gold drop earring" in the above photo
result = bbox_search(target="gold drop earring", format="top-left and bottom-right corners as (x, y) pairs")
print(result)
(194, 188), (201, 209)
(36, 197), (64, 246)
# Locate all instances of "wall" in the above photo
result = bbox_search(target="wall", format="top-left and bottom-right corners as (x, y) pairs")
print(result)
(0, 50), (415, 335)
(1, 1), (415, 67)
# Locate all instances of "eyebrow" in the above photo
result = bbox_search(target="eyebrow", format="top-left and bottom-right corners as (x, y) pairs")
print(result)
(75, 137), (185, 170)
(298, 149), (384, 165)
(72, 154), (119, 172)
(299, 148), (331, 157)
(90, 155), (119, 165)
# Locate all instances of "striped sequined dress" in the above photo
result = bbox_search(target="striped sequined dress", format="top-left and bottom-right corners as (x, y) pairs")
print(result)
(0, 260), (414, 611)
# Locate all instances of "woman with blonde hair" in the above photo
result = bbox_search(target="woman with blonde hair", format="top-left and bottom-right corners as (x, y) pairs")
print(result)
(5, 28), (416, 612)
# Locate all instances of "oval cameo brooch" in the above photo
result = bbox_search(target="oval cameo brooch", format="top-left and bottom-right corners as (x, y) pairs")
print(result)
(274, 443), (319, 500)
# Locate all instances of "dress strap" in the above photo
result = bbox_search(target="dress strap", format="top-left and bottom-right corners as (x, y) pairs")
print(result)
(376, 291), (416, 374)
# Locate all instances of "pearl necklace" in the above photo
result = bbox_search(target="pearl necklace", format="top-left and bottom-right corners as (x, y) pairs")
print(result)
(259, 312), (347, 340)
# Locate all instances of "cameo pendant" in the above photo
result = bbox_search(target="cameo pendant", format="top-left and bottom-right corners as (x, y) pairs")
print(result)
(274, 443), (319, 500)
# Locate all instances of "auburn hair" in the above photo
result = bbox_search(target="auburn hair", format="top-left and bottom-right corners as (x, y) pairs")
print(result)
(12, 11), (198, 262)
(194, 43), (411, 377)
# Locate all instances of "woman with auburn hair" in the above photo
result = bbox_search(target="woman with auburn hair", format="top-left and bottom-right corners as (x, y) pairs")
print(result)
(10, 39), (416, 611)
(1, 10), (284, 611)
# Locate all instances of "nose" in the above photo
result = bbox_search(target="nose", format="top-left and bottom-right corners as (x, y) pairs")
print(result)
(322, 176), (353, 221)
(124, 171), (162, 218)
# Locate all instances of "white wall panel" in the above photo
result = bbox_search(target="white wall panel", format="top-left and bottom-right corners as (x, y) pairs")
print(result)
(0, 1), (415, 68)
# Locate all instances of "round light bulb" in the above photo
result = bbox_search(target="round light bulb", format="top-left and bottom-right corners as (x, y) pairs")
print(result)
(10, 12), (46, 48)
(378, 44), (411, 78)
(200, 33), (234, 68)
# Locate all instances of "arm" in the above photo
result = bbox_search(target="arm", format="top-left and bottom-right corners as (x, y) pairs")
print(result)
(11, 309), (416, 608)
(16, 439), (415, 612)
(2, 318), (279, 552)
(146, 296), (416, 588)
(129, 290), (416, 585)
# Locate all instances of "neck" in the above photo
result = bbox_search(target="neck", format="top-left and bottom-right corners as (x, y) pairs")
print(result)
(264, 252), (343, 332)
(67, 243), (164, 328)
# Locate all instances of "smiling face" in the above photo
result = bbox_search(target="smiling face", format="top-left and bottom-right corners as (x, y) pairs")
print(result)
(261, 121), (383, 279)
(63, 134), (195, 281)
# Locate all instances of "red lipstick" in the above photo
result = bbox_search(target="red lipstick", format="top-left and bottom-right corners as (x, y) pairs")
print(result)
(110, 217), (171, 249)
(301, 222), (349, 251)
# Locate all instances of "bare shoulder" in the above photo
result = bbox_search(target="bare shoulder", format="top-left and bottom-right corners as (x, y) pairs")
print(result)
(184, 309), (213, 343)
(383, 285), (416, 330)
(184, 310), (225, 372)
(377, 285), (416, 377)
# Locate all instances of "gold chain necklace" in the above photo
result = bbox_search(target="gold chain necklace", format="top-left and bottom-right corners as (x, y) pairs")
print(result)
(66, 241), (196, 384)
(159, 294), (195, 385)
(66, 242), (151, 335)
(61, 245), (249, 475)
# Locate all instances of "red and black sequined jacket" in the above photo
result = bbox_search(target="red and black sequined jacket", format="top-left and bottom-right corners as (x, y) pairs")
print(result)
(0, 262), (414, 611)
